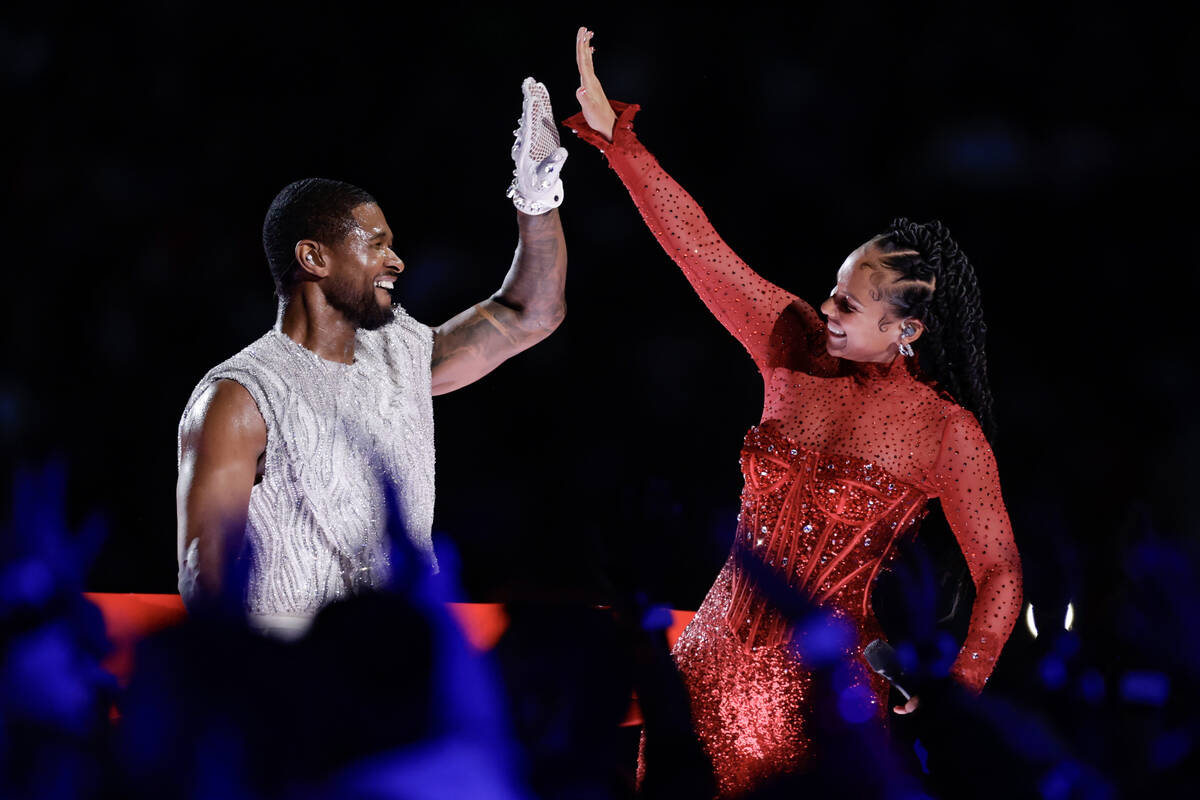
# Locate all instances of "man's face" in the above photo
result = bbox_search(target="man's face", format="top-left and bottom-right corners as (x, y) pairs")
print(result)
(321, 203), (404, 331)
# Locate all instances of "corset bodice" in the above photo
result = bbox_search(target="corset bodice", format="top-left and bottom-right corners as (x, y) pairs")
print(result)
(727, 426), (929, 650)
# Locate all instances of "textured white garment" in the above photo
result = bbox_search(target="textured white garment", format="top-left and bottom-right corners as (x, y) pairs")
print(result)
(178, 305), (437, 619)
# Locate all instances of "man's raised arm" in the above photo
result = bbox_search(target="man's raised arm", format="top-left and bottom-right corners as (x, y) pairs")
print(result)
(431, 209), (566, 394)
(430, 77), (569, 396)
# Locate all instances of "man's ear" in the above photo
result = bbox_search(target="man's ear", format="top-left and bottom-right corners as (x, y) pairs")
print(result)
(295, 241), (329, 278)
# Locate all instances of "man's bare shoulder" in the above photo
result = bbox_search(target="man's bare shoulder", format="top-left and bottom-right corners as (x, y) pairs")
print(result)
(180, 379), (266, 455)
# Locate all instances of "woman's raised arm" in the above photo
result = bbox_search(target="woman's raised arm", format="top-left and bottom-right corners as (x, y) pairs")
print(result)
(565, 27), (825, 375)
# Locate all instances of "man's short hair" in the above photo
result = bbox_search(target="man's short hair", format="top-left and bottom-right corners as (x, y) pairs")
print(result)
(262, 178), (376, 298)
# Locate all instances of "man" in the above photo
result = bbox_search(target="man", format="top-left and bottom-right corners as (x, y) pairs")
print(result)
(176, 79), (568, 638)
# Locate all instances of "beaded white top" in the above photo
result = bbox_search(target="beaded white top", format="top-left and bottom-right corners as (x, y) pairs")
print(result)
(177, 305), (436, 617)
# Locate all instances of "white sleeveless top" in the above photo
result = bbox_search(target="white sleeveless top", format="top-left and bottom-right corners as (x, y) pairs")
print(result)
(178, 306), (436, 628)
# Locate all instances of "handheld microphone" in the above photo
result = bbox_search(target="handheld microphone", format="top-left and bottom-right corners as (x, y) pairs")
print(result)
(863, 639), (912, 701)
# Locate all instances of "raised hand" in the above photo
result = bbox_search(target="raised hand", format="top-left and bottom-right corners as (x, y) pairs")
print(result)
(575, 26), (617, 142)
(506, 77), (568, 215)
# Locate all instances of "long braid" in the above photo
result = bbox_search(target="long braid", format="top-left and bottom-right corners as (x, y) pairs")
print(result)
(874, 218), (997, 443)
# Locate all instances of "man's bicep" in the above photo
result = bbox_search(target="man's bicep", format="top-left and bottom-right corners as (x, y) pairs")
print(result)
(176, 380), (266, 589)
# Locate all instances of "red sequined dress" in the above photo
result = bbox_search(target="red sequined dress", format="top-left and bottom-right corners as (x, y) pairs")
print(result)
(565, 103), (1023, 796)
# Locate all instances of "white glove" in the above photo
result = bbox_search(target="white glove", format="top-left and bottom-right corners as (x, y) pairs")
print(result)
(506, 77), (567, 214)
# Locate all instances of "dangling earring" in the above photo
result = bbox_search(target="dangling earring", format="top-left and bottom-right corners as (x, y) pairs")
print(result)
(899, 325), (915, 357)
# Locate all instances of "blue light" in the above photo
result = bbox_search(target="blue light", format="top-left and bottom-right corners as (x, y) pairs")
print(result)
(1149, 729), (1192, 771)
(932, 631), (957, 676)
(1119, 671), (1170, 706)
(1039, 759), (1117, 800)
(939, 124), (1024, 183)
(1039, 655), (1068, 690)
(792, 612), (855, 666)
(0, 558), (55, 611)
(640, 604), (673, 632)
(895, 641), (919, 674)
(1052, 631), (1080, 658)
(1077, 669), (1105, 704)
(837, 684), (877, 725)
(831, 663), (857, 693)
(1038, 760), (1081, 800)
(912, 738), (930, 775)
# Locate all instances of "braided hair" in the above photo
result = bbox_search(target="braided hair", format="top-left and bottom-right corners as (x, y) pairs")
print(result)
(872, 218), (997, 443)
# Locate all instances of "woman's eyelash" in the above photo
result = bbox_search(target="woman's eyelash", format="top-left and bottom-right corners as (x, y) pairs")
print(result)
(835, 297), (855, 313)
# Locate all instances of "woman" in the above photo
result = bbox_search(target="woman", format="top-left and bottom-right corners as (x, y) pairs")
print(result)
(566, 27), (1023, 795)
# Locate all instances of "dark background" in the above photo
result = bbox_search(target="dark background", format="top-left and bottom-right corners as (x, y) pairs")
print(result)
(2, 1), (1195, 631)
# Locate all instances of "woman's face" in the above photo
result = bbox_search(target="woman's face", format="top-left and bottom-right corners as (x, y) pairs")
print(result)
(818, 241), (922, 363)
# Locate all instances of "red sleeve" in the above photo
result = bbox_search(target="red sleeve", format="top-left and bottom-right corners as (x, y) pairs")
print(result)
(564, 102), (826, 376)
(926, 409), (1024, 693)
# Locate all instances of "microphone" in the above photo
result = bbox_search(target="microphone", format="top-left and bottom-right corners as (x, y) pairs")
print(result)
(863, 639), (912, 701)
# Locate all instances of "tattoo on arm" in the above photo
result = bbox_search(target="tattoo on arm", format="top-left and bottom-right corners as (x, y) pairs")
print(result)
(493, 209), (568, 324)
(473, 303), (520, 346)
(430, 209), (567, 393)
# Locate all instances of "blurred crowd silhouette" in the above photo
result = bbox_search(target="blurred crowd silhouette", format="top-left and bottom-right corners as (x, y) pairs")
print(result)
(2, 461), (1195, 799)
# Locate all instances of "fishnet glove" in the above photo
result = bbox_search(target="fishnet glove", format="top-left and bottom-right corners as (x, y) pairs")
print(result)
(506, 77), (567, 214)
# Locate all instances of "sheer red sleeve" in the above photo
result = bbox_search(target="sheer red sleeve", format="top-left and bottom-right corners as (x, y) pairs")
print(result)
(926, 409), (1023, 693)
(564, 102), (826, 375)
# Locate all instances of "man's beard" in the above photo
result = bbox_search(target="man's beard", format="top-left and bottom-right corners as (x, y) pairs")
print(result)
(323, 273), (395, 331)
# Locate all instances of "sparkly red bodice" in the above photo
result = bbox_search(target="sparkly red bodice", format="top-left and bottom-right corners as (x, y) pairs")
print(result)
(566, 103), (1022, 793)
(730, 425), (930, 651)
